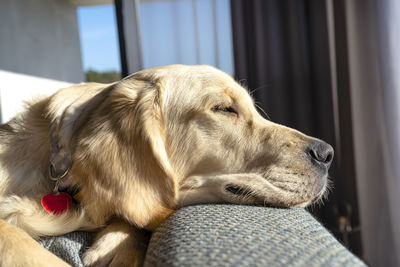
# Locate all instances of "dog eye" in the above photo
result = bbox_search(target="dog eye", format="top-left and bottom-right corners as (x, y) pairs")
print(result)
(212, 105), (238, 115)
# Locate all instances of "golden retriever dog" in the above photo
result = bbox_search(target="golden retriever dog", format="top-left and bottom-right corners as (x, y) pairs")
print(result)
(0, 65), (333, 266)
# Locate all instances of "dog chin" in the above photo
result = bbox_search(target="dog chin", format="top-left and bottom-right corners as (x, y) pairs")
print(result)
(178, 173), (329, 208)
(293, 179), (329, 208)
(227, 180), (328, 209)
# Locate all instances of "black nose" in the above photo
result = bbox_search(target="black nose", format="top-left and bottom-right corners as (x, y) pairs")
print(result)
(307, 139), (334, 167)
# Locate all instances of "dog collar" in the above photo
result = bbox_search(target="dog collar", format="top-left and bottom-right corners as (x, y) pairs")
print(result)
(49, 124), (72, 181)
(41, 124), (76, 215)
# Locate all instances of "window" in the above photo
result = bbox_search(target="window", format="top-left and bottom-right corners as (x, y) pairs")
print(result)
(77, 5), (121, 82)
(139, 0), (234, 74)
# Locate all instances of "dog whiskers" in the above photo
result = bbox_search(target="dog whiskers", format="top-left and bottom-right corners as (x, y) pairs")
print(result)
(249, 84), (271, 96)
(254, 103), (271, 120)
(263, 198), (268, 208)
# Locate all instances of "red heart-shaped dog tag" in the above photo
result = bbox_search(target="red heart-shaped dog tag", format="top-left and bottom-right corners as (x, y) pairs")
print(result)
(41, 192), (72, 215)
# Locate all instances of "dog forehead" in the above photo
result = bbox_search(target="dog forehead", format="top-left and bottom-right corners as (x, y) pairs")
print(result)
(125, 64), (253, 108)
(176, 76), (249, 108)
(142, 65), (234, 85)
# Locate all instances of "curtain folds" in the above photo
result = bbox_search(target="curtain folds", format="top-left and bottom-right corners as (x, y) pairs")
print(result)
(230, 0), (400, 265)
(231, 1), (334, 138)
(230, 0), (361, 255)
(345, 0), (400, 265)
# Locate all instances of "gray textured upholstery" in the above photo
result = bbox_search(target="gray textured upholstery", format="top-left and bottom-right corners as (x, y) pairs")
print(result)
(39, 205), (366, 266)
(39, 231), (93, 267)
(144, 205), (365, 267)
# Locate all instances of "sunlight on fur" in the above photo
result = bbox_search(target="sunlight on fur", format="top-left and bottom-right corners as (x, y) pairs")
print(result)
(0, 65), (333, 266)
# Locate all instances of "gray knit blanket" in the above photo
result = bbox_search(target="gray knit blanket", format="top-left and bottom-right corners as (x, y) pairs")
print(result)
(39, 204), (366, 266)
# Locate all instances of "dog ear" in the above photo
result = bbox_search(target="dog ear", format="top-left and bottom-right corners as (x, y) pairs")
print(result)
(63, 79), (176, 229)
(136, 85), (176, 184)
(122, 81), (177, 229)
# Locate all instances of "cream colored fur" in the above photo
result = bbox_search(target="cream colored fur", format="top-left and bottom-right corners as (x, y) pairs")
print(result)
(0, 65), (332, 266)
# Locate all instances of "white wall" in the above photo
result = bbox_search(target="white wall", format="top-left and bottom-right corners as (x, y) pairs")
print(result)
(0, 70), (72, 123)
(0, 0), (84, 83)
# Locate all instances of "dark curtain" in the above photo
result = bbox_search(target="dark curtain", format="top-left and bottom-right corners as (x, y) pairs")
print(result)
(230, 0), (361, 256)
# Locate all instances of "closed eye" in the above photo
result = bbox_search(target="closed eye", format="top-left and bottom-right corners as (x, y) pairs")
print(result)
(212, 104), (238, 116)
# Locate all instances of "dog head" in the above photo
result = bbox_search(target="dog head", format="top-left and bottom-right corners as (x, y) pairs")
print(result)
(138, 65), (333, 207)
(48, 65), (333, 229)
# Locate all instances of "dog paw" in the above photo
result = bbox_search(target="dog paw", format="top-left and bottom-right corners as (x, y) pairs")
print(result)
(83, 242), (146, 267)
(82, 230), (128, 266)
(82, 222), (149, 267)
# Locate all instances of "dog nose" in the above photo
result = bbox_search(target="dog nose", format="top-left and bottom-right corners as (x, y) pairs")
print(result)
(307, 139), (334, 167)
